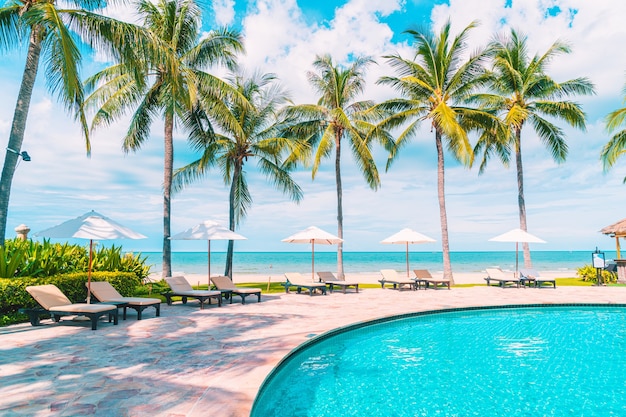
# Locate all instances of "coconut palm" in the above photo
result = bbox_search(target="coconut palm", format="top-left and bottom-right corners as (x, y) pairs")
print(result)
(475, 29), (595, 268)
(375, 20), (495, 284)
(281, 54), (394, 278)
(172, 71), (305, 277)
(601, 82), (626, 180)
(84, 0), (243, 277)
(0, 0), (139, 245)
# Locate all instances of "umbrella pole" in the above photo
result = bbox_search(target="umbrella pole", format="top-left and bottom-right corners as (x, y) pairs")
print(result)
(208, 240), (211, 289)
(617, 236), (621, 259)
(87, 239), (93, 304)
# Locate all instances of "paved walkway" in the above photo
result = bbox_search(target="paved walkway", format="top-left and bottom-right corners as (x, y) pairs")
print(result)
(2, 285), (626, 416)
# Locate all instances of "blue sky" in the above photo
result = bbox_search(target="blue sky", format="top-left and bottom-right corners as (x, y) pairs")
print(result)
(1, 0), (626, 254)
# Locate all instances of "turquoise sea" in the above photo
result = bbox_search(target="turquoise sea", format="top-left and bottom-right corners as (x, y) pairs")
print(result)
(141, 250), (616, 275)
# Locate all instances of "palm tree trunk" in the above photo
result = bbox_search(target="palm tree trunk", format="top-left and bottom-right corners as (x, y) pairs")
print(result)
(162, 111), (173, 278)
(0, 27), (43, 246)
(515, 128), (532, 268)
(335, 131), (344, 279)
(436, 130), (454, 284)
(225, 162), (241, 278)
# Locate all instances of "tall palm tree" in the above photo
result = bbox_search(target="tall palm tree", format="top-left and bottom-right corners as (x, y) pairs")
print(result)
(601, 82), (626, 180)
(375, 20), (495, 284)
(84, 0), (243, 277)
(475, 29), (595, 267)
(0, 0), (138, 245)
(172, 71), (305, 277)
(282, 54), (394, 278)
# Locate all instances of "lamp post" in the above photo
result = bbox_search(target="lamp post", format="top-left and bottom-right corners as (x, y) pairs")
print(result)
(592, 247), (606, 286)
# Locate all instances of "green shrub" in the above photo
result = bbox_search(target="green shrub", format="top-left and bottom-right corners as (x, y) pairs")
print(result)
(577, 264), (617, 284)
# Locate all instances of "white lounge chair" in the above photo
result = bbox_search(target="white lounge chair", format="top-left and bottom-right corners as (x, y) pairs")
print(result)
(89, 281), (161, 319)
(25, 284), (118, 330)
(163, 276), (222, 309)
(378, 269), (416, 290)
(413, 269), (450, 290)
(211, 275), (261, 304)
(282, 272), (327, 295)
(519, 268), (556, 288)
(484, 268), (520, 288)
(317, 271), (359, 293)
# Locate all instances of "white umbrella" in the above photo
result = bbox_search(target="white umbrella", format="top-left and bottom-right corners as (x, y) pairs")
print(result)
(170, 220), (247, 287)
(281, 226), (343, 281)
(381, 228), (436, 277)
(35, 210), (147, 303)
(489, 228), (546, 277)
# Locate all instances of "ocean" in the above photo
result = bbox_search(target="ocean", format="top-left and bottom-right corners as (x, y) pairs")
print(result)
(141, 251), (615, 276)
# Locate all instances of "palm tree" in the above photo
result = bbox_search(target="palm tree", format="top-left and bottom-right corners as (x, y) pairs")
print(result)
(0, 0), (138, 245)
(375, 20), (495, 284)
(173, 73), (303, 277)
(282, 54), (394, 278)
(475, 29), (595, 267)
(172, 71), (305, 277)
(601, 82), (626, 180)
(84, 0), (243, 278)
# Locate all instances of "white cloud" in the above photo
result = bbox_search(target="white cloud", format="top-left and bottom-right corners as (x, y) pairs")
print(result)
(2, 0), (626, 256)
(212, 0), (236, 26)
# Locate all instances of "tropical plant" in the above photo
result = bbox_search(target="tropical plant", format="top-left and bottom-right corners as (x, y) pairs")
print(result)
(475, 29), (595, 267)
(172, 71), (305, 277)
(601, 81), (626, 180)
(281, 54), (394, 278)
(374, 20), (495, 284)
(0, 0), (140, 246)
(0, 238), (150, 279)
(84, 0), (244, 278)
(577, 264), (617, 284)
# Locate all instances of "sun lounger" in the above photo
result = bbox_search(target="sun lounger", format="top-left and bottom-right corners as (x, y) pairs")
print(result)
(317, 271), (359, 293)
(413, 269), (451, 290)
(484, 268), (521, 288)
(211, 275), (261, 304)
(163, 276), (222, 309)
(25, 284), (118, 330)
(282, 273), (327, 296)
(519, 268), (556, 289)
(89, 281), (161, 319)
(378, 269), (416, 290)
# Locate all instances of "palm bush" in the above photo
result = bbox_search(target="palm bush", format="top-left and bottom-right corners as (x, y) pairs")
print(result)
(577, 264), (617, 284)
(0, 239), (150, 279)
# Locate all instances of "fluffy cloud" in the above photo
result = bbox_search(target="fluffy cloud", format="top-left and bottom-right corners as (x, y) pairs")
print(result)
(1, 0), (625, 253)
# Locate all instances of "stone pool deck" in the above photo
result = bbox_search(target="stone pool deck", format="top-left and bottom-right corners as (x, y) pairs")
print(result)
(2, 285), (626, 416)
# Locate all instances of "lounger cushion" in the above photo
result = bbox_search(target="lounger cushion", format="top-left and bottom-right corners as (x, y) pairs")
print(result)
(52, 304), (117, 313)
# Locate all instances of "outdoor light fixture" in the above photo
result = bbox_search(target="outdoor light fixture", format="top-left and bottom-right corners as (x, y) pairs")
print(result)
(6, 148), (31, 162)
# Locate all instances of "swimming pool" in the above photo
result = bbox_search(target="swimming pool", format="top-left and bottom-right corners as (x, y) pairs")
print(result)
(251, 305), (626, 416)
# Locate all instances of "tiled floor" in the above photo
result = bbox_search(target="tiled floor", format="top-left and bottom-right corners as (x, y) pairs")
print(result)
(1, 286), (625, 416)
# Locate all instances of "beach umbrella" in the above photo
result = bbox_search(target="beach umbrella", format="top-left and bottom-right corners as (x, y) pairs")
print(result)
(600, 218), (626, 258)
(489, 228), (546, 277)
(35, 210), (147, 304)
(281, 226), (343, 281)
(170, 220), (246, 287)
(381, 228), (436, 277)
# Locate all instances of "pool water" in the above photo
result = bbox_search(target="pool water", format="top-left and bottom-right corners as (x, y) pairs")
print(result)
(251, 306), (626, 417)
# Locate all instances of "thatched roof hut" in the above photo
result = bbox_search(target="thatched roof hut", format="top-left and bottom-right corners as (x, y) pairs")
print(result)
(601, 218), (626, 258)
